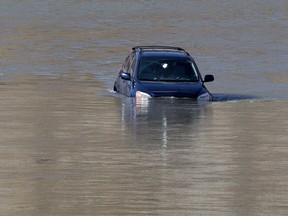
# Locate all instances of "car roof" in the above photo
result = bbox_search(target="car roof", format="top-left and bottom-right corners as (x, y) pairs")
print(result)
(132, 46), (191, 59)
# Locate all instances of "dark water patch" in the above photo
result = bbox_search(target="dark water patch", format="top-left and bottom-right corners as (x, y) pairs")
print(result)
(212, 93), (261, 102)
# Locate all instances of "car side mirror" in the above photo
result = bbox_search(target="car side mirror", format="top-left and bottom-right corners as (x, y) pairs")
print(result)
(120, 72), (131, 80)
(204, 74), (214, 82)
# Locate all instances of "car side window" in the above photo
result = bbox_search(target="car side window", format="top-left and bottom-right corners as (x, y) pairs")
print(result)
(128, 56), (136, 77)
(124, 51), (135, 73)
(123, 56), (130, 72)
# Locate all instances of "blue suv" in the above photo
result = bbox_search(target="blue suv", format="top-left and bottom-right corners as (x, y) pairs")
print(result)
(113, 46), (214, 101)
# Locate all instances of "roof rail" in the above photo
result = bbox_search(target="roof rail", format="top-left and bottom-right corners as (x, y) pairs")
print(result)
(132, 46), (187, 52)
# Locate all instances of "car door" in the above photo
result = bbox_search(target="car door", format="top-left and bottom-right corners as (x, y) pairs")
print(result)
(121, 52), (136, 96)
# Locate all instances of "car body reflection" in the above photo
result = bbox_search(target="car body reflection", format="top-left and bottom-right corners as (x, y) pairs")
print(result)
(121, 97), (213, 149)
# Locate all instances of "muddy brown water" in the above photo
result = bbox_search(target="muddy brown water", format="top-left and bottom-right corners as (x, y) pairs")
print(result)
(0, 1), (288, 215)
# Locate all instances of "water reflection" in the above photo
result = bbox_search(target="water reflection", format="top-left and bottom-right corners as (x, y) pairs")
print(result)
(121, 97), (213, 150)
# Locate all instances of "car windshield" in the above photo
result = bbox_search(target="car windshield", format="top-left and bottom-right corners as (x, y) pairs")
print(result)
(137, 59), (199, 82)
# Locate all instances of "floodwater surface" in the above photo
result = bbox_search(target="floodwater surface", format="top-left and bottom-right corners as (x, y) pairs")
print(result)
(0, 1), (288, 215)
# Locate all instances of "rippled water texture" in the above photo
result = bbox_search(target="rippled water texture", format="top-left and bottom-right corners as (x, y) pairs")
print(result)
(0, 0), (288, 215)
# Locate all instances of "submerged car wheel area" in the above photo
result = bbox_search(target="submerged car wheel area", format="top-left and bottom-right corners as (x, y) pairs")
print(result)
(114, 46), (214, 101)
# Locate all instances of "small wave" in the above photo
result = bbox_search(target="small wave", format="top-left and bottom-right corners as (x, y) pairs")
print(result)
(97, 91), (278, 103)
(96, 89), (125, 98)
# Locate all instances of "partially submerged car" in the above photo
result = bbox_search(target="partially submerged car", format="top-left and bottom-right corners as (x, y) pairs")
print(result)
(113, 46), (214, 101)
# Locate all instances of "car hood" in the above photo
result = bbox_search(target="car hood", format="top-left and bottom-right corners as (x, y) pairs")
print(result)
(135, 81), (205, 98)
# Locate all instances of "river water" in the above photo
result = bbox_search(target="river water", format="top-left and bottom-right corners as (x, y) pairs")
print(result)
(0, 0), (288, 215)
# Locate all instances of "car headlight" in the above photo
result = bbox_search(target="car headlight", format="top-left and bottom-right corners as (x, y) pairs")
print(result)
(197, 92), (212, 101)
(135, 91), (151, 115)
(136, 91), (151, 99)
